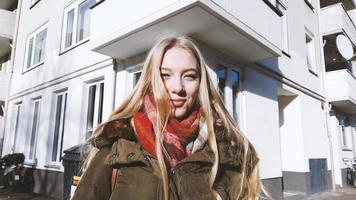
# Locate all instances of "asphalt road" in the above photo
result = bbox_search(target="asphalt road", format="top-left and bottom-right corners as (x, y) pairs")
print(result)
(307, 188), (356, 200)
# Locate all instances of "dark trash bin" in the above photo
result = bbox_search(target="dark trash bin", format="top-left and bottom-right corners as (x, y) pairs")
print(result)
(62, 144), (89, 200)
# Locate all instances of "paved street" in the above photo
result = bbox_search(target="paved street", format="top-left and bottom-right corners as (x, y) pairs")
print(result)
(0, 190), (58, 200)
(307, 188), (356, 200)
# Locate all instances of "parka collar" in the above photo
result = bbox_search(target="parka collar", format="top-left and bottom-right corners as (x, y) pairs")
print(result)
(91, 119), (243, 168)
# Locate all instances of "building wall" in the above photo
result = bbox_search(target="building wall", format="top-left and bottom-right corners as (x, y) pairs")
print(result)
(3, 63), (115, 169)
(260, 0), (325, 96)
(9, 0), (109, 96)
(2, 0), (349, 199)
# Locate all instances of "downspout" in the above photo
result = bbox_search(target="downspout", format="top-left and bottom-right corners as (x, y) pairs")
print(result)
(0, 0), (23, 157)
(112, 58), (118, 111)
(317, 0), (336, 191)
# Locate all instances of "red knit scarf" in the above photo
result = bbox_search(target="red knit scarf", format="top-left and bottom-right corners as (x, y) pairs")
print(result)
(133, 94), (201, 166)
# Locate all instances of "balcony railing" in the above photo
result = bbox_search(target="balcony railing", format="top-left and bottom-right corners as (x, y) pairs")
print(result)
(325, 69), (356, 113)
(0, 9), (15, 39)
(320, 3), (356, 44)
(90, 0), (283, 63)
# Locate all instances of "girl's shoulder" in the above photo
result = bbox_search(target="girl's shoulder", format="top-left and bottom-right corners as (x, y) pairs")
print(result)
(90, 118), (136, 149)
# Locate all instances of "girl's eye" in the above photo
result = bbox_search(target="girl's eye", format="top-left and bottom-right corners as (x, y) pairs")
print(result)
(184, 74), (198, 80)
(161, 73), (170, 79)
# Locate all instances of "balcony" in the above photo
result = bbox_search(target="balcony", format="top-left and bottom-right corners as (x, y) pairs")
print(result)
(90, 0), (282, 63)
(0, 8), (15, 59)
(0, 9), (15, 40)
(325, 69), (356, 114)
(320, 3), (356, 45)
(321, 0), (355, 10)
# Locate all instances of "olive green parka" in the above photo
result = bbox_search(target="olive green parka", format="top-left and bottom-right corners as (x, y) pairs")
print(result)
(72, 122), (246, 200)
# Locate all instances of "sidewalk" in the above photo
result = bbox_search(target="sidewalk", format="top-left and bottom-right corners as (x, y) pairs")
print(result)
(0, 190), (58, 200)
(308, 187), (356, 200)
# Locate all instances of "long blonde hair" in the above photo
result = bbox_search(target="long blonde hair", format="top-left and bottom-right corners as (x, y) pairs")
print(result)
(87, 36), (264, 200)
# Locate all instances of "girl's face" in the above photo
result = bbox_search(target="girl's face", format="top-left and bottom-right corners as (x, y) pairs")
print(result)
(160, 46), (200, 120)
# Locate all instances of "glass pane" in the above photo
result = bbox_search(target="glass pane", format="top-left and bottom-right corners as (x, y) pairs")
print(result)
(217, 68), (226, 100)
(98, 83), (104, 124)
(29, 101), (40, 160)
(86, 85), (96, 139)
(76, 0), (95, 42)
(52, 95), (62, 161)
(65, 9), (75, 48)
(34, 29), (47, 65)
(0, 101), (4, 116)
(27, 38), (34, 68)
(59, 94), (67, 161)
(231, 70), (239, 122)
(133, 72), (142, 86)
(13, 104), (21, 152)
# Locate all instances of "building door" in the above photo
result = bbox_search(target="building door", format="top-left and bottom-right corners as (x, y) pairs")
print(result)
(309, 158), (328, 194)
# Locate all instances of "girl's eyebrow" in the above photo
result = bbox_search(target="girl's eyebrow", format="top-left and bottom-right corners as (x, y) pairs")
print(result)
(160, 67), (199, 73)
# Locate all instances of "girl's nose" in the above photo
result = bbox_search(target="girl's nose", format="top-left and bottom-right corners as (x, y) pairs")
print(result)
(170, 77), (184, 94)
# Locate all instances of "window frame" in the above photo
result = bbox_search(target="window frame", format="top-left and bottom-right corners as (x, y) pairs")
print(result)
(278, 2), (290, 56)
(61, 0), (96, 53)
(11, 102), (22, 153)
(304, 0), (314, 10)
(23, 23), (48, 72)
(0, 101), (4, 116)
(29, 0), (41, 9)
(50, 91), (68, 164)
(338, 116), (352, 150)
(85, 80), (105, 140)
(262, 0), (283, 16)
(216, 65), (243, 124)
(26, 98), (41, 165)
(305, 31), (317, 74)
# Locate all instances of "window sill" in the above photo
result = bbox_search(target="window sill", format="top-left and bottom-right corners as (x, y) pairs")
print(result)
(282, 50), (291, 58)
(342, 148), (353, 152)
(24, 160), (37, 167)
(304, 0), (314, 11)
(59, 39), (90, 56)
(22, 62), (44, 74)
(29, 0), (41, 9)
(308, 68), (319, 77)
(44, 163), (62, 169)
(262, 0), (283, 17)
(90, 0), (106, 9)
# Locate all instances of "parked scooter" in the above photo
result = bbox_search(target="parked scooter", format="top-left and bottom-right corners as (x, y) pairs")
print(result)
(346, 162), (356, 187)
(0, 153), (25, 189)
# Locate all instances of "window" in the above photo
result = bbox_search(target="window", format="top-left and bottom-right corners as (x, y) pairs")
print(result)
(304, 0), (314, 10)
(52, 92), (67, 162)
(62, 0), (95, 51)
(338, 116), (350, 149)
(0, 101), (4, 116)
(217, 66), (242, 123)
(0, 54), (10, 73)
(30, 0), (41, 8)
(85, 81), (104, 139)
(12, 103), (22, 153)
(231, 70), (240, 122)
(279, 3), (289, 54)
(262, 0), (283, 16)
(24, 24), (47, 71)
(217, 67), (227, 99)
(305, 32), (316, 72)
(269, 0), (277, 6)
(28, 99), (41, 162)
(133, 71), (142, 87)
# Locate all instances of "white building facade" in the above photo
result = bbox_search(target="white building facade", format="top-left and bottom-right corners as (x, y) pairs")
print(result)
(1, 0), (356, 199)
(0, 0), (18, 157)
(320, 0), (356, 189)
